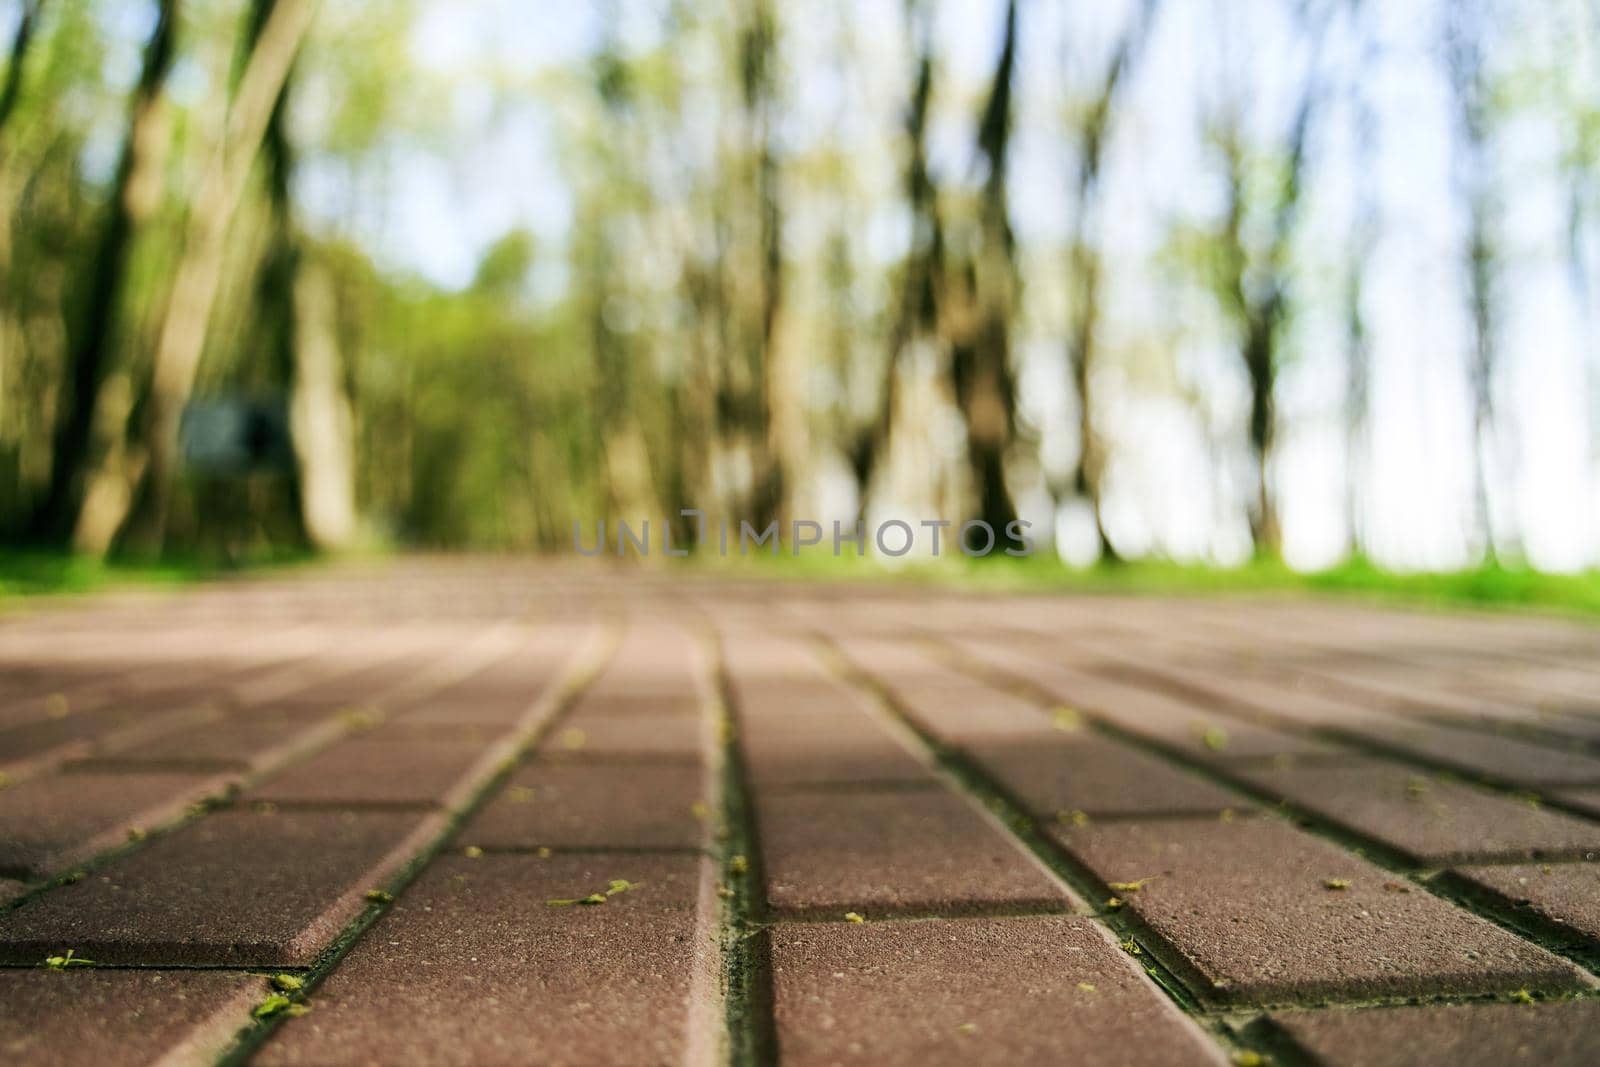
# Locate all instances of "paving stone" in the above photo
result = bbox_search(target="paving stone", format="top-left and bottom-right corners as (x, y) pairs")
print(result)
(1049, 815), (1586, 1004)
(247, 736), (494, 808)
(967, 734), (1246, 819)
(461, 762), (709, 850)
(0, 769), (224, 878)
(1552, 786), (1600, 819)
(0, 808), (435, 965)
(754, 788), (1071, 918)
(740, 711), (936, 788)
(394, 641), (574, 725)
(1344, 722), (1600, 788)
(1269, 1000), (1600, 1067)
(1230, 759), (1600, 864)
(950, 638), (1350, 761)
(770, 915), (1225, 1066)
(0, 706), (163, 766)
(1447, 862), (1600, 949)
(567, 688), (704, 717)
(66, 707), (341, 771)
(540, 711), (705, 761)
(0, 970), (265, 1067)
(886, 679), (1062, 745)
(254, 853), (712, 1067)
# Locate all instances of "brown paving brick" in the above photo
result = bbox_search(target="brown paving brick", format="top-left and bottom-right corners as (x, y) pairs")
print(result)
(541, 711), (704, 761)
(247, 736), (494, 808)
(67, 707), (341, 772)
(771, 916), (1225, 1067)
(0, 808), (435, 965)
(1269, 1000), (1600, 1067)
(1049, 815), (1586, 1004)
(729, 678), (868, 721)
(1144, 716), (1349, 766)
(1553, 786), (1600, 819)
(461, 762), (709, 850)
(566, 688), (704, 717)
(0, 970), (264, 1067)
(0, 769), (224, 878)
(1447, 862), (1600, 948)
(952, 638), (1352, 760)
(254, 852), (712, 1067)
(1230, 759), (1600, 864)
(0, 704), (173, 766)
(967, 734), (1246, 819)
(395, 692), (540, 726)
(1344, 721), (1600, 788)
(393, 640), (574, 726)
(886, 679), (1061, 745)
(755, 788), (1071, 918)
(740, 711), (936, 788)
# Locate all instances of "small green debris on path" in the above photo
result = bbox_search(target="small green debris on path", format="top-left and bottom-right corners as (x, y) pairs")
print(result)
(547, 878), (639, 907)
(271, 974), (304, 992)
(1323, 878), (1351, 891)
(1107, 877), (1157, 893)
(43, 949), (94, 970)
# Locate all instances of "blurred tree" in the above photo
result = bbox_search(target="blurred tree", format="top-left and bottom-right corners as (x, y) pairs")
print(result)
(945, 0), (1021, 535)
(0, 0), (41, 140)
(1444, 0), (1505, 563)
(1059, 0), (1162, 563)
(1188, 3), (1334, 558)
(723, 0), (787, 529)
(847, 0), (940, 524)
(29, 0), (177, 546)
(1342, 0), (1377, 558)
(103, 0), (318, 557)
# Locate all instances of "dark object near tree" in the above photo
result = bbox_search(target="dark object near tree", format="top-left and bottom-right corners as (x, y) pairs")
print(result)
(180, 397), (294, 475)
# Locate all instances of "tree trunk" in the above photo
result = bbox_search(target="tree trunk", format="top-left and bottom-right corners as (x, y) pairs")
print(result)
(948, 0), (1020, 536)
(851, 1), (939, 523)
(1062, 0), (1160, 563)
(31, 0), (177, 545)
(0, 0), (42, 139)
(1344, 54), (1378, 559)
(105, 0), (317, 557)
(289, 258), (356, 548)
(737, 0), (786, 530)
(1446, 1), (1501, 564)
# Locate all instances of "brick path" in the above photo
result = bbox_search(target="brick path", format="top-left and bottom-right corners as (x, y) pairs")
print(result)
(2, 561), (1599, 1065)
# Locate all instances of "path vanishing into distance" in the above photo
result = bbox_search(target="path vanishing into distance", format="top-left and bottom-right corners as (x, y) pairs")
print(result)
(3, 560), (1600, 1065)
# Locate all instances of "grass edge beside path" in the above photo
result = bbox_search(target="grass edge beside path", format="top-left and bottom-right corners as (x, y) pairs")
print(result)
(0, 548), (317, 606)
(693, 552), (1600, 623)
(8, 546), (1600, 625)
